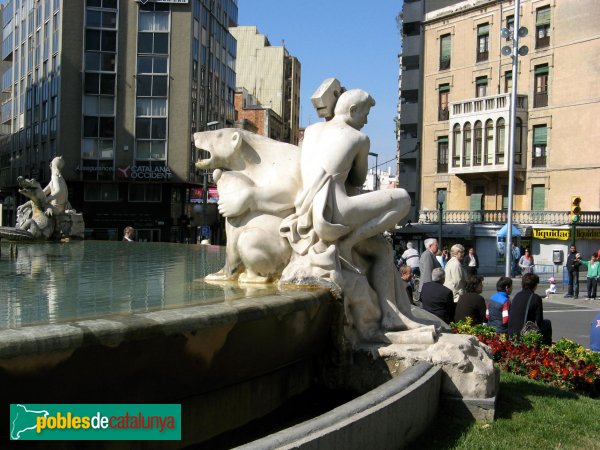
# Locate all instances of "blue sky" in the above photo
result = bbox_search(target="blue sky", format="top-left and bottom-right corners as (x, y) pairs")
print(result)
(239, 1), (403, 172)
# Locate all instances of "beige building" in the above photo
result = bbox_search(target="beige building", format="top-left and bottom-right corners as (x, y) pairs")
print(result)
(230, 26), (301, 144)
(421, 0), (600, 215)
(394, 0), (600, 273)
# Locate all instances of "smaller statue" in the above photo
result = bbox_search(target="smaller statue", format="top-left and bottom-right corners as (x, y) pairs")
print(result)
(1, 156), (85, 241)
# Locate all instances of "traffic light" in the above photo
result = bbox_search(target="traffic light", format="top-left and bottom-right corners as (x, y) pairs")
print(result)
(570, 196), (582, 223)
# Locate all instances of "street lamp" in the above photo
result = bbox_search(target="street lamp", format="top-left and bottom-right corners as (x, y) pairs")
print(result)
(501, 0), (528, 277)
(437, 190), (445, 250)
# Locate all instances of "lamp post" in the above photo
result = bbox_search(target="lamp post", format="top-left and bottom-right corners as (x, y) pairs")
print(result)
(501, 0), (528, 277)
(437, 190), (445, 250)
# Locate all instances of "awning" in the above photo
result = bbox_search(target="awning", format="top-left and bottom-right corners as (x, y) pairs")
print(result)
(497, 224), (521, 237)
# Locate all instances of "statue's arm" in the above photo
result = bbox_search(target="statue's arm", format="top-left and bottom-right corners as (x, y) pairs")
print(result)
(347, 136), (370, 187)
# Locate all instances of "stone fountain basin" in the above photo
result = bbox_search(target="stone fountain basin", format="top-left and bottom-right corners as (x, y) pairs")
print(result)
(0, 288), (335, 448)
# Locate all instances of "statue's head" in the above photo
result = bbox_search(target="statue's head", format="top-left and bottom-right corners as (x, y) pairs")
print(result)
(50, 156), (64, 172)
(334, 89), (376, 130)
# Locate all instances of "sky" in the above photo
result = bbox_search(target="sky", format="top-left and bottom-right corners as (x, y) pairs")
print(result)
(238, 1), (403, 173)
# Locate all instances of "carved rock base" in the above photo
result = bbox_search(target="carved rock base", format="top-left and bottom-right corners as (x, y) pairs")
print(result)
(378, 333), (497, 400)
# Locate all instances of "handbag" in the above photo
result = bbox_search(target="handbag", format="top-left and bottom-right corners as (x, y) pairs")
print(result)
(520, 293), (540, 336)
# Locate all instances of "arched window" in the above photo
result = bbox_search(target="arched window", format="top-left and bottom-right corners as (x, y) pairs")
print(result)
(474, 121), (482, 165)
(463, 122), (472, 166)
(452, 124), (461, 167)
(484, 119), (494, 165)
(496, 118), (505, 164)
(515, 118), (523, 165)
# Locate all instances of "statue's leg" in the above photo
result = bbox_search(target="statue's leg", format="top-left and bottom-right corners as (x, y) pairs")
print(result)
(205, 220), (243, 281)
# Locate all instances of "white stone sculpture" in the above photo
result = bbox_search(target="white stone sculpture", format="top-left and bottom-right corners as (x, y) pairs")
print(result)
(194, 129), (302, 283)
(0, 156), (84, 241)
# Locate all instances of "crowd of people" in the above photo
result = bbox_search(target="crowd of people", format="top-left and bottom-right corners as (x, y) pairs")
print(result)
(395, 239), (600, 347)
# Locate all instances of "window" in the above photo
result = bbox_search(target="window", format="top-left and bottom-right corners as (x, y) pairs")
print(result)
(484, 119), (494, 165)
(474, 121), (482, 165)
(535, 6), (551, 49)
(463, 122), (472, 166)
(531, 185), (545, 211)
(504, 70), (512, 93)
(475, 76), (488, 98)
(438, 84), (449, 121)
(439, 34), (451, 70)
(84, 182), (119, 201)
(437, 136), (448, 173)
(452, 124), (461, 167)
(129, 183), (162, 202)
(515, 118), (523, 165)
(532, 125), (547, 167)
(476, 23), (489, 62)
(534, 64), (549, 107)
(505, 15), (514, 41)
(502, 185), (509, 210)
(496, 118), (505, 164)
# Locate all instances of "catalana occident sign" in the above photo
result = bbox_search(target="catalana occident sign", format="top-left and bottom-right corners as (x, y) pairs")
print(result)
(533, 228), (600, 240)
(117, 165), (172, 180)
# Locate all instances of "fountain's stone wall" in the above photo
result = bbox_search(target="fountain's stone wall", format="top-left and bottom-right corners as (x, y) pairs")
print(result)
(0, 290), (336, 449)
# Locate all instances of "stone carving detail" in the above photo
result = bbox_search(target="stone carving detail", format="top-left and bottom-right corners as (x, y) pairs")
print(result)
(193, 79), (437, 346)
(0, 156), (84, 241)
(194, 129), (302, 283)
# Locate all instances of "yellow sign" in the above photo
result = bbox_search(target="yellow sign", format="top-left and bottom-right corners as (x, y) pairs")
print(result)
(533, 228), (600, 240)
(533, 229), (570, 240)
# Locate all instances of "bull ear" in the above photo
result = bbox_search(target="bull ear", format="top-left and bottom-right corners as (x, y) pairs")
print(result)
(231, 131), (242, 150)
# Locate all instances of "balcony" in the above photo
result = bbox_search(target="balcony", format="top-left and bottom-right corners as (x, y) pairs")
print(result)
(448, 93), (528, 177)
(418, 210), (600, 226)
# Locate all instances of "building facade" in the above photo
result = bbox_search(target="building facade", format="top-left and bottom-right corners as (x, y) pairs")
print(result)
(229, 26), (301, 145)
(0, 0), (238, 242)
(396, 0), (600, 273)
(396, 0), (461, 223)
(233, 86), (283, 140)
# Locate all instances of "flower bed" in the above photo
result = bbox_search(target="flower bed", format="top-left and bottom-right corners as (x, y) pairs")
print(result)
(451, 319), (600, 396)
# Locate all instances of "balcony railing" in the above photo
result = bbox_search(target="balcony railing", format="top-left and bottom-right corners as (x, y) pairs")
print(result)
(419, 210), (600, 226)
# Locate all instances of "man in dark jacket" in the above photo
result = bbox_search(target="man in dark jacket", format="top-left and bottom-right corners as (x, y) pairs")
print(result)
(421, 267), (455, 324)
(565, 245), (581, 298)
(507, 273), (552, 345)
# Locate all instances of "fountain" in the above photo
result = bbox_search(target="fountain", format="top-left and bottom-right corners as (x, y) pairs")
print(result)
(2, 79), (497, 449)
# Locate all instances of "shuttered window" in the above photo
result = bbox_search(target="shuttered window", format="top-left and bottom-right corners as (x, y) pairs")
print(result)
(531, 185), (545, 211)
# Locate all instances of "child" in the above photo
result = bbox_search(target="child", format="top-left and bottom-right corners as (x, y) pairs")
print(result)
(545, 276), (557, 299)
(578, 254), (600, 300)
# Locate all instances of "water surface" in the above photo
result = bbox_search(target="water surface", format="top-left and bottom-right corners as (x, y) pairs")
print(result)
(0, 241), (278, 328)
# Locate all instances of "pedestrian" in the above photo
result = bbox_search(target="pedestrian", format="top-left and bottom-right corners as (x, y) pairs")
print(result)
(564, 245), (581, 299)
(578, 253), (600, 300)
(511, 242), (521, 277)
(420, 268), (455, 324)
(123, 226), (135, 242)
(518, 248), (535, 275)
(545, 277), (557, 299)
(418, 238), (441, 299)
(590, 312), (600, 352)
(401, 242), (420, 277)
(463, 247), (480, 276)
(487, 276), (513, 334)
(454, 275), (486, 325)
(507, 273), (552, 346)
(399, 265), (415, 304)
(443, 243), (467, 302)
